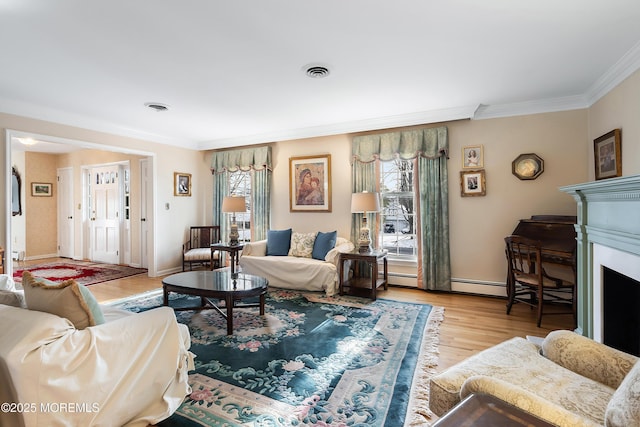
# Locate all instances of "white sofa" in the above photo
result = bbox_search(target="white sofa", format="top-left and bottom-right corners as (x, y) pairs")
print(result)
(239, 236), (354, 295)
(0, 296), (194, 427)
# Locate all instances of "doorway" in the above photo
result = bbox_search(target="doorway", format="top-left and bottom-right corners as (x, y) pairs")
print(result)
(6, 129), (155, 274)
(88, 164), (124, 264)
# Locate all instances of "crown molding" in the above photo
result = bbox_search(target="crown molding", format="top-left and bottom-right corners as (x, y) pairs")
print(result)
(585, 39), (640, 106)
(475, 41), (640, 120)
(473, 95), (590, 120)
(0, 96), (198, 149)
(196, 105), (480, 150)
(4, 41), (640, 151)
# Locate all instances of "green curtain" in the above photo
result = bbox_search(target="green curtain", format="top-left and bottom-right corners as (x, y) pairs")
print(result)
(417, 154), (451, 291)
(252, 168), (271, 241)
(350, 162), (376, 246)
(352, 126), (450, 291)
(212, 174), (228, 242)
(211, 146), (272, 242)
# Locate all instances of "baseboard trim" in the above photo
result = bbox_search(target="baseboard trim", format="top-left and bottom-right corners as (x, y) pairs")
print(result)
(155, 266), (183, 277)
(451, 279), (507, 297)
(24, 253), (58, 261)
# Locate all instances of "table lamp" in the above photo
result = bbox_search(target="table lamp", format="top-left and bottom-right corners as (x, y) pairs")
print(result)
(351, 191), (380, 253)
(222, 196), (246, 245)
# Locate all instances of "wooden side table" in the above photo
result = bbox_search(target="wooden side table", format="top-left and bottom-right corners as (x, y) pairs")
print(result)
(339, 250), (388, 300)
(432, 393), (555, 427)
(210, 243), (244, 273)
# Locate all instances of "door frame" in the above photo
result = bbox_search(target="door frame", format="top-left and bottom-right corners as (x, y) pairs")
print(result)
(57, 167), (74, 258)
(4, 129), (156, 275)
(84, 162), (128, 264)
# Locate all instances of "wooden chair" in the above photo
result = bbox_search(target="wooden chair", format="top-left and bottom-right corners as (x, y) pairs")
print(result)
(504, 235), (575, 327)
(182, 226), (221, 271)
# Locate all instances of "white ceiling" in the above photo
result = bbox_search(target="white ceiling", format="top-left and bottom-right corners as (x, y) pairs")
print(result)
(2, 0), (640, 151)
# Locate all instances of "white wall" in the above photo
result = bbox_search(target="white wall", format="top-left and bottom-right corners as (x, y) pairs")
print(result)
(589, 69), (640, 178)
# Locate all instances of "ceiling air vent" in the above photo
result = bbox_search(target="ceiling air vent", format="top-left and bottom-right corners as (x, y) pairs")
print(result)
(304, 64), (330, 79)
(144, 102), (169, 112)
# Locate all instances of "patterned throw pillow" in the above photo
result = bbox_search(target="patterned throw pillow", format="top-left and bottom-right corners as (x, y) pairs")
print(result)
(289, 232), (318, 258)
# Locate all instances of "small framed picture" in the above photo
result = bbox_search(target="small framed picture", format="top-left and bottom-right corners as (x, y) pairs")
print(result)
(594, 129), (622, 180)
(289, 154), (332, 212)
(31, 182), (52, 197)
(460, 170), (486, 197)
(174, 172), (192, 196)
(462, 145), (484, 169)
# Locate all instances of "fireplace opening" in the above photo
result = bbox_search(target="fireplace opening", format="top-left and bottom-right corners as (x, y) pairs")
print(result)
(603, 266), (640, 356)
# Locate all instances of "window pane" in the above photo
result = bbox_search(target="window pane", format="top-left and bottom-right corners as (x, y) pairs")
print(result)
(229, 171), (251, 242)
(379, 159), (416, 258)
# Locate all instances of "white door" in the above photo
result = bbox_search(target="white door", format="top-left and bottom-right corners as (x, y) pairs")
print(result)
(57, 167), (74, 258)
(140, 158), (149, 268)
(90, 165), (121, 264)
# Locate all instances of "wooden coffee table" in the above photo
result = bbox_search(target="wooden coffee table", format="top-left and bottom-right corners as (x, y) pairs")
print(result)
(162, 270), (268, 335)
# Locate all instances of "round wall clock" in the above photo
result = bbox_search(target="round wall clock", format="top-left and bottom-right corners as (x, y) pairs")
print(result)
(512, 153), (544, 180)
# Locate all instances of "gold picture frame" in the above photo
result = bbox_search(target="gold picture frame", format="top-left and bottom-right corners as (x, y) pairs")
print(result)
(594, 129), (622, 180)
(460, 170), (486, 197)
(31, 182), (52, 197)
(174, 172), (192, 197)
(289, 154), (331, 212)
(512, 153), (544, 180)
(462, 145), (484, 169)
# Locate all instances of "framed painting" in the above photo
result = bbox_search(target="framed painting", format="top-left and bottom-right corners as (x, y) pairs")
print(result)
(594, 129), (622, 180)
(289, 154), (332, 212)
(174, 172), (192, 196)
(31, 182), (52, 197)
(462, 145), (484, 169)
(460, 169), (486, 197)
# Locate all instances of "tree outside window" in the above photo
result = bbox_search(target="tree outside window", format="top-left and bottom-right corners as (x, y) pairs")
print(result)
(379, 159), (416, 258)
(229, 171), (251, 242)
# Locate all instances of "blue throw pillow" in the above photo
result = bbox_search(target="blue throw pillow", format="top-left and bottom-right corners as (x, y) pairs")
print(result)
(266, 228), (292, 256)
(312, 230), (337, 260)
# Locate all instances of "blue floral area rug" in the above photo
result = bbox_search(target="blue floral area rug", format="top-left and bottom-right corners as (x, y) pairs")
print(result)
(110, 289), (443, 426)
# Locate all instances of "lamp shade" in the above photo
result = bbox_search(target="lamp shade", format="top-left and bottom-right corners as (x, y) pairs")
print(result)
(221, 196), (246, 213)
(351, 191), (380, 213)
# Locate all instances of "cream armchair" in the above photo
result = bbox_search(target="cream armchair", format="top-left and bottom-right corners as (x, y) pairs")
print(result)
(429, 330), (640, 426)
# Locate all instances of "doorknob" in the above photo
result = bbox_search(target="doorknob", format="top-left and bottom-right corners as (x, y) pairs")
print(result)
(68, 216), (73, 219)
(141, 218), (146, 222)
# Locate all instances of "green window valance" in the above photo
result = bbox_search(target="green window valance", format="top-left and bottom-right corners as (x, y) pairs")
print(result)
(352, 126), (448, 163)
(211, 146), (272, 174)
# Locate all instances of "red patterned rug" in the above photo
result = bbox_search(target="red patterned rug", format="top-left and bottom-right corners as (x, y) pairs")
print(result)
(13, 261), (147, 286)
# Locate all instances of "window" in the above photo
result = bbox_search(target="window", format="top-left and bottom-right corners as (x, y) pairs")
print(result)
(229, 171), (251, 242)
(379, 159), (416, 258)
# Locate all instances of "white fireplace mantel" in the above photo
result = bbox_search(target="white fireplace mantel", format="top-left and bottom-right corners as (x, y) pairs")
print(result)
(560, 174), (640, 338)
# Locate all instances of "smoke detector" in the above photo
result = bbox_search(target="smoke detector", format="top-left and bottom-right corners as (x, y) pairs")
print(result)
(144, 102), (170, 112)
(303, 63), (331, 79)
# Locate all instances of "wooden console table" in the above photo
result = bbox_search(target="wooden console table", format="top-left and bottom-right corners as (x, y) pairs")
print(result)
(432, 393), (555, 427)
(339, 250), (387, 300)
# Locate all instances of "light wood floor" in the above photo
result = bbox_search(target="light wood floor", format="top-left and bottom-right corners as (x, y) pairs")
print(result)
(16, 258), (575, 373)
